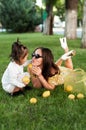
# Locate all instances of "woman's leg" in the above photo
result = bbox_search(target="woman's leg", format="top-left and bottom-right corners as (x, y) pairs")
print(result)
(65, 57), (73, 69)
(59, 37), (74, 69)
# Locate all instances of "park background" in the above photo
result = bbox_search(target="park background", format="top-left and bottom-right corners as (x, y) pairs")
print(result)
(0, 0), (86, 130)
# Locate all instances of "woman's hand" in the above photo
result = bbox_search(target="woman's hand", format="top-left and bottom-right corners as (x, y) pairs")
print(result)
(32, 66), (42, 77)
(29, 66), (55, 90)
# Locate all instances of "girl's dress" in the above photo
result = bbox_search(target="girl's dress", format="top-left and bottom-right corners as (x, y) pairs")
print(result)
(1, 60), (31, 93)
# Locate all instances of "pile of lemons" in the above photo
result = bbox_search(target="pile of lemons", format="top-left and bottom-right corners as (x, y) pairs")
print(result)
(29, 85), (85, 104)
(65, 85), (85, 100)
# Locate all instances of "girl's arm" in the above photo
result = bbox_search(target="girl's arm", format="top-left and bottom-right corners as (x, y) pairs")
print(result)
(23, 60), (32, 67)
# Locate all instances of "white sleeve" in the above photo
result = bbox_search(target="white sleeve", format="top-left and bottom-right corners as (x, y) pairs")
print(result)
(23, 60), (32, 67)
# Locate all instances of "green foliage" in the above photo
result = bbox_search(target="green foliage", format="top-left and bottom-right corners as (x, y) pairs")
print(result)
(43, 0), (57, 15)
(55, 0), (65, 21)
(44, 0), (57, 5)
(0, 0), (41, 33)
(0, 33), (86, 130)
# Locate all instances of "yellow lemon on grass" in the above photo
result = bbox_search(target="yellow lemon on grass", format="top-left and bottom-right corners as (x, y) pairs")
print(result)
(42, 91), (50, 98)
(77, 93), (84, 99)
(22, 76), (30, 84)
(65, 85), (73, 92)
(68, 94), (75, 100)
(30, 98), (37, 104)
(28, 63), (32, 69)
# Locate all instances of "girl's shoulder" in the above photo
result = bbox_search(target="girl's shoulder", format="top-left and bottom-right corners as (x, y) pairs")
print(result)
(8, 61), (20, 69)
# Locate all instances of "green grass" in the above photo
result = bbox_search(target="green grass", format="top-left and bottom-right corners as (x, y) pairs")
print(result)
(0, 33), (86, 130)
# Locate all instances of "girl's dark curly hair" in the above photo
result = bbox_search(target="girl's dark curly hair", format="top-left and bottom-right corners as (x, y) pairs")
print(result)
(10, 39), (28, 63)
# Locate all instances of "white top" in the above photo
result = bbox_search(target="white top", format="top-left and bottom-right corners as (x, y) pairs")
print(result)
(1, 60), (31, 92)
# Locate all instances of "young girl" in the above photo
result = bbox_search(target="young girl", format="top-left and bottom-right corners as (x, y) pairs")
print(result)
(1, 40), (31, 95)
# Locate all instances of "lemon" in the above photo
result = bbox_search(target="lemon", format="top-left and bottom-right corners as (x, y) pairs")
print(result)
(42, 90), (50, 98)
(68, 94), (75, 100)
(65, 85), (73, 92)
(30, 98), (37, 104)
(77, 93), (84, 99)
(22, 76), (30, 84)
(28, 63), (32, 69)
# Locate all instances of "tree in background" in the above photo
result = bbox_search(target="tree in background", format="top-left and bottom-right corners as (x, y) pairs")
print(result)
(65, 0), (78, 39)
(43, 0), (80, 37)
(81, 0), (86, 48)
(43, 0), (57, 35)
(0, 0), (84, 36)
(0, 0), (40, 33)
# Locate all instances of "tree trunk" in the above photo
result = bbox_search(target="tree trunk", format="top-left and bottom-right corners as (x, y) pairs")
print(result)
(65, 0), (78, 39)
(81, 0), (86, 48)
(43, 3), (53, 35)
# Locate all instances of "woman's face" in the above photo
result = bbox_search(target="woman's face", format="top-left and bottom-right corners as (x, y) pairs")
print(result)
(32, 49), (43, 67)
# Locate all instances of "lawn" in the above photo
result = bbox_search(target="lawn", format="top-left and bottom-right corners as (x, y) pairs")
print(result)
(0, 33), (86, 130)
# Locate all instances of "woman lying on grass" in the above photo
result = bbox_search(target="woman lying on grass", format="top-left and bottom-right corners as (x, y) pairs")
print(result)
(28, 37), (75, 90)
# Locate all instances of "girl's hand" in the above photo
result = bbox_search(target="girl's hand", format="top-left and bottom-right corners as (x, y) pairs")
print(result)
(22, 76), (30, 85)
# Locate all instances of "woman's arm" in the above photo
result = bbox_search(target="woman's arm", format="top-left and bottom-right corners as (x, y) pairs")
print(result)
(31, 75), (42, 88)
(37, 74), (55, 90)
(30, 66), (55, 90)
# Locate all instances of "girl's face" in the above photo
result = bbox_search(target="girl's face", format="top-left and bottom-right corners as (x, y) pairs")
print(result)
(32, 49), (43, 67)
(19, 54), (28, 65)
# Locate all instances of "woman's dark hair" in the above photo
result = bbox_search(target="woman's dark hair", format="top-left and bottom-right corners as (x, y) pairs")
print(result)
(10, 39), (28, 63)
(33, 47), (60, 80)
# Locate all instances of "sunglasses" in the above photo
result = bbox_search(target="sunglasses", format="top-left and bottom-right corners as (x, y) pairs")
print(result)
(32, 53), (43, 59)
